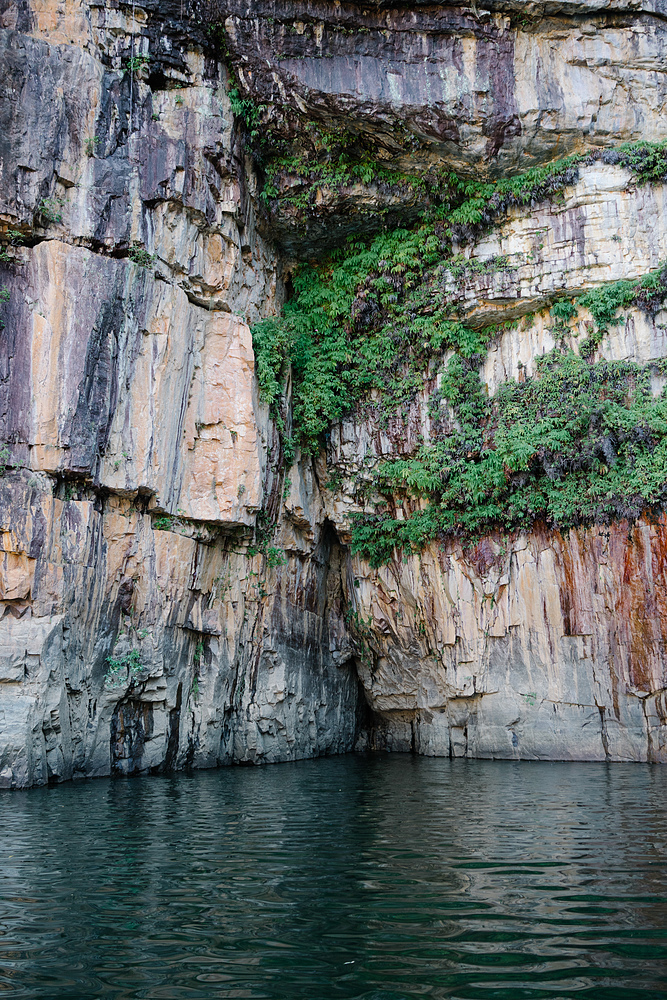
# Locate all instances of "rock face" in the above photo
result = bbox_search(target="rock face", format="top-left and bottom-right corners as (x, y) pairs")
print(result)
(219, 0), (667, 173)
(1, 0), (667, 787)
(349, 520), (667, 762)
(215, 0), (667, 255)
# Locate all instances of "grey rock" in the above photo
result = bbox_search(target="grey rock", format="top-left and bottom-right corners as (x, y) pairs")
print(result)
(1, 0), (667, 787)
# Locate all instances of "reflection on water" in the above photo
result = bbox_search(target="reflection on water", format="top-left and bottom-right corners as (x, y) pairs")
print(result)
(0, 755), (666, 998)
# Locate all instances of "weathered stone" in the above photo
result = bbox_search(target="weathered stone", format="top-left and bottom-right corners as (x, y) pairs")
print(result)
(212, 0), (667, 253)
(337, 521), (667, 762)
(2, 0), (667, 787)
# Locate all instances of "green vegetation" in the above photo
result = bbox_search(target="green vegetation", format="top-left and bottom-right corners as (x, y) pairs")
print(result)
(260, 134), (583, 228)
(550, 300), (578, 326)
(243, 506), (288, 585)
(152, 515), (174, 530)
(1, 230), (25, 265)
(261, 149), (452, 211)
(253, 120), (667, 235)
(344, 608), (374, 667)
(228, 87), (266, 139)
(0, 446), (10, 476)
(246, 511), (291, 565)
(258, 129), (667, 222)
(577, 264), (667, 355)
(37, 198), (63, 225)
(602, 140), (667, 185)
(250, 140), (667, 564)
(252, 153), (586, 454)
(104, 648), (144, 688)
(351, 351), (667, 564)
(126, 54), (150, 76)
(266, 546), (287, 568)
(128, 241), (157, 268)
(246, 515), (287, 570)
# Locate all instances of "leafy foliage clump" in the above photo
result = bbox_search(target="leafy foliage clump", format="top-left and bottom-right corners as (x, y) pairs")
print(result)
(36, 198), (63, 225)
(574, 263), (667, 354)
(126, 54), (150, 76)
(266, 545), (287, 568)
(128, 241), (157, 268)
(254, 138), (667, 457)
(351, 352), (667, 565)
(261, 147), (454, 211)
(152, 515), (174, 530)
(601, 140), (667, 185)
(253, 225), (514, 452)
(253, 152), (593, 452)
(228, 87), (266, 139)
(440, 157), (582, 237)
(104, 648), (144, 688)
(250, 140), (667, 564)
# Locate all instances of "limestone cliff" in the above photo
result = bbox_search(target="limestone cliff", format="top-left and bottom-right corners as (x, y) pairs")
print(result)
(1, 0), (667, 787)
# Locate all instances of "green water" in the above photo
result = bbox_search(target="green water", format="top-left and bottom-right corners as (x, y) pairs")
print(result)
(1, 755), (666, 998)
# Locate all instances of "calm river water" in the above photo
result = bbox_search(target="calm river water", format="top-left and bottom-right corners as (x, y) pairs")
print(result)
(0, 755), (666, 999)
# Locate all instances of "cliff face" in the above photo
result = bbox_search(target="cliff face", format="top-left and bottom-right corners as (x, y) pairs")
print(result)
(1, 0), (667, 787)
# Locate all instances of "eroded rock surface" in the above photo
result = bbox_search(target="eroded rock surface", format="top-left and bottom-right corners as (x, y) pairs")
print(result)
(1, 0), (667, 786)
(215, 0), (667, 253)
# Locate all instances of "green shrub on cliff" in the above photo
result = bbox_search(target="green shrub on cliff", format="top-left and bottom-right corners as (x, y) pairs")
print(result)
(351, 351), (667, 564)
(125, 54), (150, 77)
(252, 141), (667, 563)
(601, 140), (667, 185)
(252, 153), (587, 451)
(261, 149), (453, 211)
(441, 155), (582, 233)
(551, 262), (667, 355)
(228, 87), (265, 139)
(36, 198), (63, 225)
(152, 515), (174, 530)
(104, 648), (144, 688)
(253, 224), (514, 443)
(128, 241), (157, 268)
(254, 142), (667, 456)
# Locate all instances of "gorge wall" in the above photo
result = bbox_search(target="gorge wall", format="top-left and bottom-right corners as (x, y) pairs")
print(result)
(1, 0), (667, 787)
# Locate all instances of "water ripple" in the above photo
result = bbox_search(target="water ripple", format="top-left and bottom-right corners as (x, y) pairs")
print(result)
(0, 756), (666, 998)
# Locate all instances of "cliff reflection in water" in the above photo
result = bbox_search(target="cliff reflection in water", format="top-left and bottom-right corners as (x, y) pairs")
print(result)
(0, 755), (666, 998)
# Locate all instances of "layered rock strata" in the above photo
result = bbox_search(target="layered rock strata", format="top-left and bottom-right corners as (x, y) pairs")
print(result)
(1, 0), (667, 787)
